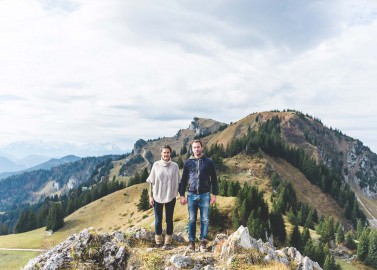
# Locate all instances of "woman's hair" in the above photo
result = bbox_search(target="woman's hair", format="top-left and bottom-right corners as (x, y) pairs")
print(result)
(161, 145), (172, 153)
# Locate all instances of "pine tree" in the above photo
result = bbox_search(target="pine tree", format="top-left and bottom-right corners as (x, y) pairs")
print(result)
(269, 210), (286, 244)
(232, 208), (240, 231)
(66, 199), (75, 215)
(287, 207), (297, 225)
(134, 172), (141, 184)
(91, 187), (99, 201)
(210, 203), (220, 228)
(319, 217), (335, 244)
(177, 157), (184, 169)
(297, 206), (305, 226)
(366, 230), (377, 267)
(304, 209), (314, 229)
(46, 203), (64, 232)
(141, 168), (149, 183)
(304, 239), (315, 259)
(323, 254), (338, 270)
(301, 227), (310, 248)
(227, 182), (234, 197)
(336, 224), (344, 244)
(239, 199), (247, 225)
(357, 229), (370, 262)
(312, 208), (319, 223)
(356, 219), (366, 239)
(315, 242), (326, 266)
(345, 231), (357, 250)
(0, 223), (9, 235)
(137, 188), (150, 211)
(289, 224), (302, 251)
(14, 210), (27, 233)
(247, 215), (265, 240)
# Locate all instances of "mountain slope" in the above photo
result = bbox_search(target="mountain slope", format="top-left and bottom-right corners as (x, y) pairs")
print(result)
(204, 111), (377, 226)
(0, 183), (235, 249)
(0, 155), (124, 211)
(0, 156), (25, 174)
(0, 155), (81, 180)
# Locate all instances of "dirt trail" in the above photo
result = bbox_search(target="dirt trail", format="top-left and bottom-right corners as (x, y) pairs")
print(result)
(355, 195), (377, 228)
(140, 148), (150, 170)
(0, 248), (45, 252)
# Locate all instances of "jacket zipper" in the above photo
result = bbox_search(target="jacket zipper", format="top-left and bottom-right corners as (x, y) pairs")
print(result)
(196, 159), (200, 194)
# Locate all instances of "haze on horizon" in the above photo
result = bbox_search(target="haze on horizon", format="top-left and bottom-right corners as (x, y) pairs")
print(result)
(1, 0), (377, 155)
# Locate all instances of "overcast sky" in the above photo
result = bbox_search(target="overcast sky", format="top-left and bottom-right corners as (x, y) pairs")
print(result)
(1, 0), (377, 154)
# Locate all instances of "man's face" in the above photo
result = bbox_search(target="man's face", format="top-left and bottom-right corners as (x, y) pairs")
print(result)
(161, 148), (171, 161)
(192, 142), (203, 157)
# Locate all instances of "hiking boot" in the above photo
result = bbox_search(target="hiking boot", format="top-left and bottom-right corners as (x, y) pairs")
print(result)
(199, 239), (207, 252)
(162, 234), (172, 250)
(187, 241), (195, 251)
(155, 234), (163, 248)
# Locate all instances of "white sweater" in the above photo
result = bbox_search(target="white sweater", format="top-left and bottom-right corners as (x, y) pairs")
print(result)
(146, 159), (180, 204)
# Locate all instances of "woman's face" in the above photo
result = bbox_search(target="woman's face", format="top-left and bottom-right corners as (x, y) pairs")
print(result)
(161, 148), (171, 161)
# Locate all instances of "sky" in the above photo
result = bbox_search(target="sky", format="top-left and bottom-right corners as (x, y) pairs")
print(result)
(1, 0), (377, 154)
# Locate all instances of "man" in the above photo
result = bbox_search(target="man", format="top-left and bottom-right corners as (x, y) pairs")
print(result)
(179, 139), (219, 252)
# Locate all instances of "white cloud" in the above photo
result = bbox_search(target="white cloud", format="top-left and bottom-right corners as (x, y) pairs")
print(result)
(1, 0), (377, 154)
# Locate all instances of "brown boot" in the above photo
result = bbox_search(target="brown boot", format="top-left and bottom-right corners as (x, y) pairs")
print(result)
(199, 239), (207, 252)
(187, 241), (195, 251)
(155, 234), (163, 248)
(162, 234), (172, 250)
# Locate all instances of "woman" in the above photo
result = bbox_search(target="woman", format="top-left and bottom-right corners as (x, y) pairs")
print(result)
(146, 145), (180, 248)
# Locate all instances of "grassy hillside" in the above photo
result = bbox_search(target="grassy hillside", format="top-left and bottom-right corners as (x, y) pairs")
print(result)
(0, 183), (235, 269)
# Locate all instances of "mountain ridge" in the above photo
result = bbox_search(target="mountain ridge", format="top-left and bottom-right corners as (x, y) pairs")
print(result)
(0, 155), (81, 180)
(1, 110), (377, 226)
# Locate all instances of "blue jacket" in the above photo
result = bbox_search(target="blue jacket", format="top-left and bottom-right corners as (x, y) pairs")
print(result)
(179, 155), (219, 196)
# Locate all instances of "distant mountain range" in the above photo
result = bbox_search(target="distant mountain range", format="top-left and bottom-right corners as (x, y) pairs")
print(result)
(0, 141), (125, 174)
(0, 155), (82, 180)
(0, 156), (26, 173)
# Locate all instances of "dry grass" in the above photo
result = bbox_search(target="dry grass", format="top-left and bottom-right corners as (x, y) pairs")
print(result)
(0, 228), (46, 249)
(0, 183), (235, 250)
(264, 154), (348, 225)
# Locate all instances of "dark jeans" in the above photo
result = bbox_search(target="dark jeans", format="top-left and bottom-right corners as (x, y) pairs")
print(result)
(154, 197), (176, 235)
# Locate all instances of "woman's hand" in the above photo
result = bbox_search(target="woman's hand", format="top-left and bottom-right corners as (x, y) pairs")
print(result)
(149, 196), (154, 207)
(180, 196), (187, 205)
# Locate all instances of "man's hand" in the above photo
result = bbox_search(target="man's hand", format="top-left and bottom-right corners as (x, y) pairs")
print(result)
(180, 196), (187, 205)
(149, 196), (154, 207)
(210, 195), (216, 205)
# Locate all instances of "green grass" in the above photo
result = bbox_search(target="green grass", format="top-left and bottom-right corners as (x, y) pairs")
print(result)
(0, 250), (40, 270)
(0, 228), (46, 249)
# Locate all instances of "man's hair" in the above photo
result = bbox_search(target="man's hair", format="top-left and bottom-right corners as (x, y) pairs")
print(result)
(191, 139), (203, 147)
(161, 145), (172, 153)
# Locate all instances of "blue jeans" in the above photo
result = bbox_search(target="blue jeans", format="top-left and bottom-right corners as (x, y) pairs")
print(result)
(154, 198), (176, 235)
(187, 192), (210, 242)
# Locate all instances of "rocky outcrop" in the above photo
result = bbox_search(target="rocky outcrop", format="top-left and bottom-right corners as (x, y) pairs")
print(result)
(215, 226), (322, 270)
(24, 227), (128, 270)
(24, 226), (322, 270)
(188, 118), (225, 138)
